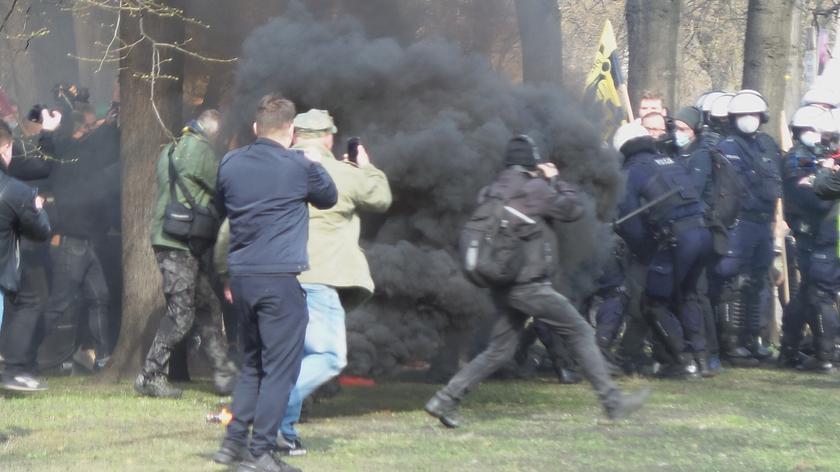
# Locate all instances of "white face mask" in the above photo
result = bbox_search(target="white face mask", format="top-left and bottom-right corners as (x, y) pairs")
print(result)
(800, 130), (821, 148)
(736, 115), (760, 134)
(674, 132), (692, 148)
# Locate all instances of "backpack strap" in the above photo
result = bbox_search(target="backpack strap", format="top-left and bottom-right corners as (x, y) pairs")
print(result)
(167, 141), (200, 210)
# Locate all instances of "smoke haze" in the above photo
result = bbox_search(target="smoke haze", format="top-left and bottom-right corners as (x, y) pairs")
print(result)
(231, 3), (624, 376)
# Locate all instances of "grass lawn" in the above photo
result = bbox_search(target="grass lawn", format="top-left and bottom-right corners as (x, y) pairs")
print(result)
(1, 368), (839, 471)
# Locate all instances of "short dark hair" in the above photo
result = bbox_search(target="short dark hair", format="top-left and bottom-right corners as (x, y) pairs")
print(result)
(0, 120), (12, 147)
(255, 94), (296, 134)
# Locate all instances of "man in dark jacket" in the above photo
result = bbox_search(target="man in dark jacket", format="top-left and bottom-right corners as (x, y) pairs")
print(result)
(0, 120), (52, 391)
(672, 106), (722, 374)
(715, 90), (783, 365)
(212, 95), (336, 472)
(0, 107), (61, 390)
(424, 135), (649, 428)
(613, 122), (714, 378)
(36, 108), (116, 373)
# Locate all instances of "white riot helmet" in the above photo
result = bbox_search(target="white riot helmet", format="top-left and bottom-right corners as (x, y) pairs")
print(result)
(790, 105), (830, 130)
(791, 105), (833, 148)
(612, 121), (649, 153)
(709, 93), (735, 119)
(698, 91), (726, 113)
(728, 89), (769, 134)
(728, 89), (769, 120)
(801, 87), (840, 109)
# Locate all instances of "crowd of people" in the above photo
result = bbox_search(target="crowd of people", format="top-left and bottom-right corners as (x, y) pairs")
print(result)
(0, 83), (120, 392)
(581, 88), (840, 382)
(2, 76), (840, 471)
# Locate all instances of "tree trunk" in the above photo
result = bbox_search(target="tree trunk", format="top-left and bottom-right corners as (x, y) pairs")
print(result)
(626, 0), (681, 114)
(105, 3), (185, 381)
(742, 0), (795, 142)
(515, 0), (562, 85)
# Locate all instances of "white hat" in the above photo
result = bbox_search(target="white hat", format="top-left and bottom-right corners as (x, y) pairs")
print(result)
(612, 122), (649, 152)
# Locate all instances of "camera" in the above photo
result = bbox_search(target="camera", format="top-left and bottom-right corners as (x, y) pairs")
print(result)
(27, 105), (47, 123)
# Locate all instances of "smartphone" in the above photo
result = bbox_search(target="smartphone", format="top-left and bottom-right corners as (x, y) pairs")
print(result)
(347, 137), (361, 164)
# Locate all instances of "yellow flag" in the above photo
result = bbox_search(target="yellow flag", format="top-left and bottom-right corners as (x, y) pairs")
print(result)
(583, 20), (626, 137)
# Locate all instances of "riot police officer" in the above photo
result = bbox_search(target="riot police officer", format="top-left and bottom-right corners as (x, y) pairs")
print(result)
(715, 90), (783, 366)
(704, 93), (735, 148)
(779, 105), (837, 370)
(613, 122), (714, 378)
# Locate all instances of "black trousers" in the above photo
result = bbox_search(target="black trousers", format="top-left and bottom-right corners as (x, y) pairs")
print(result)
(1, 250), (49, 376)
(440, 281), (620, 410)
(42, 236), (111, 357)
(224, 275), (308, 457)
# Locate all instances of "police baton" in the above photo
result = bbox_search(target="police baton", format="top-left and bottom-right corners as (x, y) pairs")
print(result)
(613, 187), (681, 227)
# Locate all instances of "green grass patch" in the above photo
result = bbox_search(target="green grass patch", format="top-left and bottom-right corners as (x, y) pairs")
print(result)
(1, 369), (839, 471)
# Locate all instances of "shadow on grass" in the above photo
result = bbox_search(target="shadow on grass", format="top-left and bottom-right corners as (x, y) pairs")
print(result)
(0, 426), (33, 444)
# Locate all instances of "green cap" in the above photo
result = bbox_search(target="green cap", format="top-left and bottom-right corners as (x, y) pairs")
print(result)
(293, 109), (337, 137)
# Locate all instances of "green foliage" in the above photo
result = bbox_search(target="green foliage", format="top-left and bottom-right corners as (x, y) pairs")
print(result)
(1, 370), (839, 471)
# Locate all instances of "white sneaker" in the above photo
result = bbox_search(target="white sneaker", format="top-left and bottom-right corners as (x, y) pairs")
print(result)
(2, 374), (48, 392)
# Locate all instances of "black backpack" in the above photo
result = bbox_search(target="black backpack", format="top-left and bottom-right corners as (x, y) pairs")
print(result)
(459, 184), (532, 287)
(707, 149), (742, 228)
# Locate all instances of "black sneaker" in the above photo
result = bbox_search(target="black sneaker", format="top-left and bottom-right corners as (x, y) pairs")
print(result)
(237, 449), (301, 472)
(605, 387), (650, 420)
(796, 356), (835, 374)
(2, 373), (48, 392)
(133, 373), (182, 398)
(424, 392), (463, 428)
(213, 439), (252, 465)
(277, 436), (307, 456)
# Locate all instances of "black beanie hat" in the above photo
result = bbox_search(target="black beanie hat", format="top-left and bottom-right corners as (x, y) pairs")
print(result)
(504, 134), (541, 169)
(673, 106), (703, 133)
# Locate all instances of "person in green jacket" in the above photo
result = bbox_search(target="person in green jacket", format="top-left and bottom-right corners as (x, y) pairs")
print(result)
(135, 110), (237, 399)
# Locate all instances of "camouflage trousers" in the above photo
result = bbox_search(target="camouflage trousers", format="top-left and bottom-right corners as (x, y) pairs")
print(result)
(142, 248), (232, 377)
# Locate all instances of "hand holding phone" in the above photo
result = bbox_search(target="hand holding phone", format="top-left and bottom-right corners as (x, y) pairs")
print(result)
(347, 137), (361, 164)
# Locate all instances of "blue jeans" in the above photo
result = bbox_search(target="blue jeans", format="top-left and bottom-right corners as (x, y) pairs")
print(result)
(280, 284), (347, 440)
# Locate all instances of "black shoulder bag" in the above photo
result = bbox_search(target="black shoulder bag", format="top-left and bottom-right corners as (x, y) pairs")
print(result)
(161, 143), (220, 253)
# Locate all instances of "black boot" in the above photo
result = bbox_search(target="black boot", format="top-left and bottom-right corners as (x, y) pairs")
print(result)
(424, 392), (463, 428)
(776, 343), (802, 369)
(695, 354), (715, 378)
(717, 291), (759, 366)
(796, 355), (834, 373)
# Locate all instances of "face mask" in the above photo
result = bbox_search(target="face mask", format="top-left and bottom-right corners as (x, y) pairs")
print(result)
(674, 132), (692, 148)
(736, 115), (760, 134)
(800, 130), (821, 148)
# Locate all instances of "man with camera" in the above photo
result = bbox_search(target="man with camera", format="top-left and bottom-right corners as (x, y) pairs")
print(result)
(275, 109), (391, 455)
(134, 109), (237, 399)
(424, 135), (649, 427)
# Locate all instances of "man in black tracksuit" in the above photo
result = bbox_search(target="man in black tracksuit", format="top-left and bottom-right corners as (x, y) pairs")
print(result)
(212, 95), (337, 472)
(425, 135), (649, 427)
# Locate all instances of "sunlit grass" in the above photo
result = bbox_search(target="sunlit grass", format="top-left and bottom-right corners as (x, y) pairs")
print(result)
(1, 368), (839, 471)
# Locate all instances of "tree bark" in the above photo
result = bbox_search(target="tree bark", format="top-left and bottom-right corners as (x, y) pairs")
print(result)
(105, 4), (185, 380)
(742, 0), (795, 142)
(515, 0), (562, 85)
(626, 0), (681, 113)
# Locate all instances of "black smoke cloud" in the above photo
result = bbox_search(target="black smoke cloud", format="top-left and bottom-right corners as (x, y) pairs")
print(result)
(231, 5), (624, 376)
